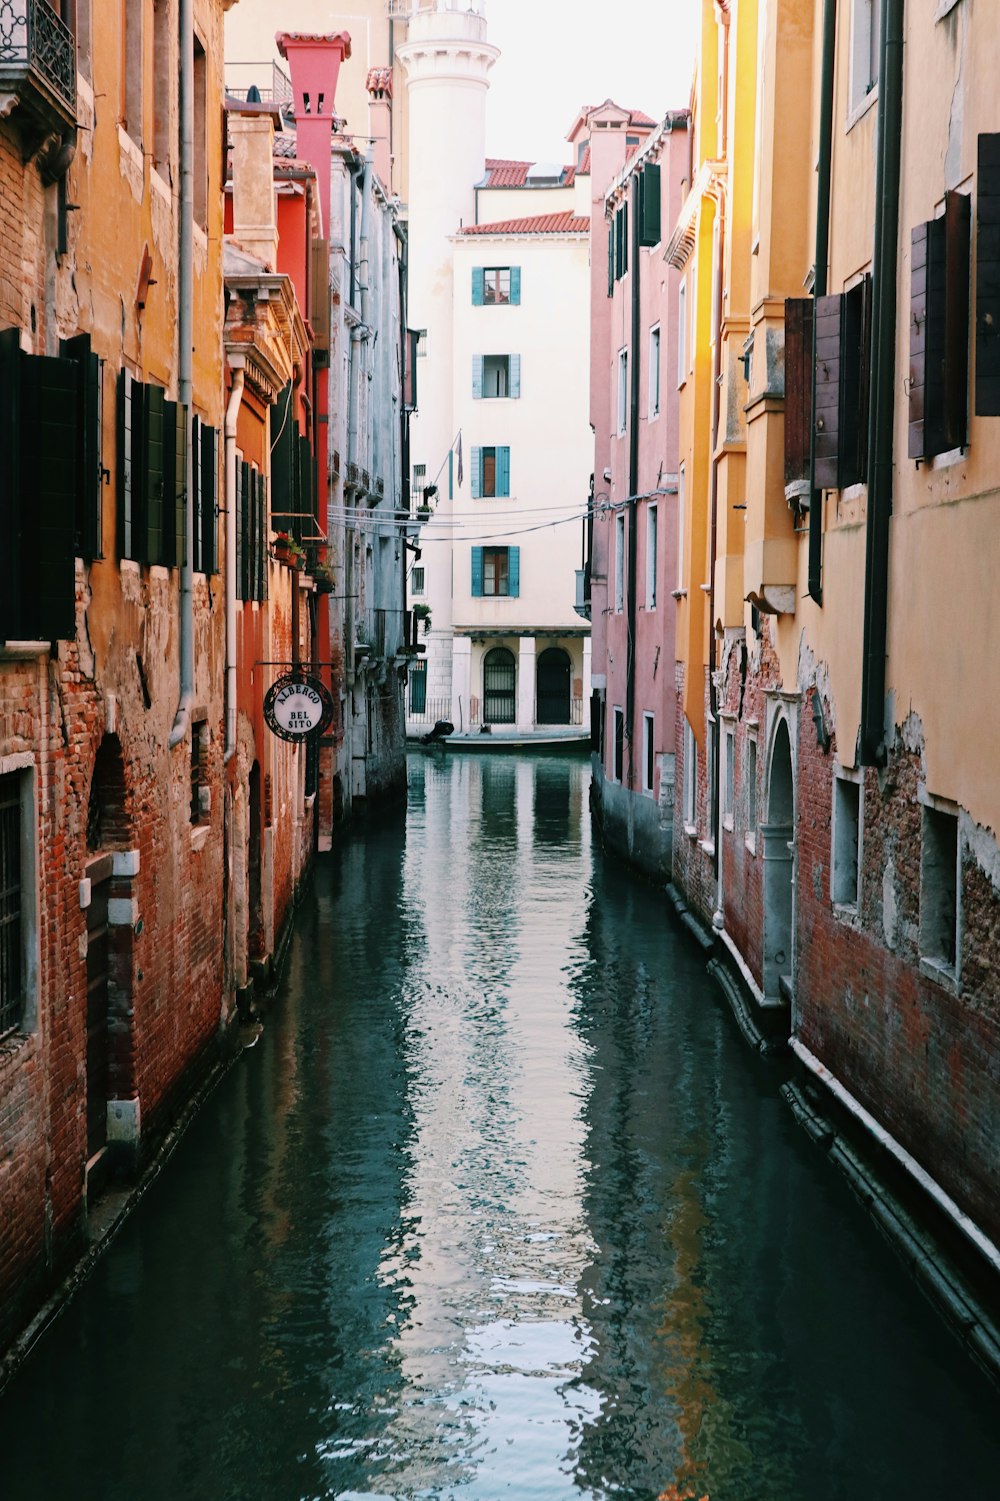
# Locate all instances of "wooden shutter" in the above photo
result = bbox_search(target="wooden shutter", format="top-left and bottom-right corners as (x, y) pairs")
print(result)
(470, 446), (482, 499)
(190, 415), (203, 572)
(497, 446), (510, 496)
(608, 224), (614, 298)
(471, 546), (484, 596)
(61, 333), (102, 561)
(472, 267), (485, 306)
(639, 163), (661, 247)
(813, 293), (842, 488)
(508, 545), (520, 598)
(144, 383), (166, 565)
(909, 219), (947, 459)
(839, 280), (867, 487)
(117, 369), (141, 560)
(976, 134), (1000, 416)
(509, 266), (521, 305)
(173, 402), (187, 569)
(200, 423), (217, 574)
(472, 355), (484, 399)
(784, 298), (814, 484)
(0, 329), (19, 639)
(255, 469), (267, 601)
(20, 352), (77, 640)
(270, 382), (295, 527)
(238, 459), (249, 600)
(943, 190), (971, 450)
(510, 353), (521, 398)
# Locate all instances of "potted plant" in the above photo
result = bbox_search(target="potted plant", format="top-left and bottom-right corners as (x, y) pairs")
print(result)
(273, 530), (292, 562)
(312, 562), (334, 594)
(412, 602), (432, 635)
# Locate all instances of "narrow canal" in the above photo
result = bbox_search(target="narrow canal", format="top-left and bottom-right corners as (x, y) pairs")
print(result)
(2, 753), (998, 1499)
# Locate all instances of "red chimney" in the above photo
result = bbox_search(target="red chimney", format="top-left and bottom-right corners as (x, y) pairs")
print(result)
(275, 31), (352, 234)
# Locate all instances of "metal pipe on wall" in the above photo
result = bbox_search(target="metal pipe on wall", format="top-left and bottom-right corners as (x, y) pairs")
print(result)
(807, 0), (839, 605)
(169, 0), (195, 748)
(223, 367), (245, 763)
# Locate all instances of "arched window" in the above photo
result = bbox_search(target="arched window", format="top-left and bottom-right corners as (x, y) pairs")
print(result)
(86, 735), (129, 851)
(483, 647), (516, 725)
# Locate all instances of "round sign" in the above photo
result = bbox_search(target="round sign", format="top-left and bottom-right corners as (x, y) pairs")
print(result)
(263, 674), (336, 743)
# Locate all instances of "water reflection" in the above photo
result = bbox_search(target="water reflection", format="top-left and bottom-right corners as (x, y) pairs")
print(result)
(0, 754), (998, 1501)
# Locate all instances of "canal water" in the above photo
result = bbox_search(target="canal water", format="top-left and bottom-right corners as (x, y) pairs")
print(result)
(1, 753), (998, 1500)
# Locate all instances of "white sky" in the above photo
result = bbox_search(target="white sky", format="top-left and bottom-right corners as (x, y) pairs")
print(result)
(482, 0), (700, 163)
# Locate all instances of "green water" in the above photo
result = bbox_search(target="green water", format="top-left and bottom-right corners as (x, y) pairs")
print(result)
(1, 754), (998, 1499)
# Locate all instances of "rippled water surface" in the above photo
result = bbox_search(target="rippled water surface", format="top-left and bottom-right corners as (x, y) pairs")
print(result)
(2, 754), (999, 1499)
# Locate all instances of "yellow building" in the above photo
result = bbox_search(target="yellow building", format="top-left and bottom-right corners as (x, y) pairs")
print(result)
(672, 0), (1000, 1290)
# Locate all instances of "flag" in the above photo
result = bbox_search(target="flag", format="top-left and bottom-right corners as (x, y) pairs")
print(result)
(456, 431), (463, 489)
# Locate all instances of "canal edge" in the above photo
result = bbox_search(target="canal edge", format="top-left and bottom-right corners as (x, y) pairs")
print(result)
(664, 880), (1000, 1391)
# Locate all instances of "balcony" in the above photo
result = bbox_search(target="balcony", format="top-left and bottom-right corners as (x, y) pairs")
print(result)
(0, 0), (77, 145)
(574, 565), (591, 621)
(224, 60), (293, 114)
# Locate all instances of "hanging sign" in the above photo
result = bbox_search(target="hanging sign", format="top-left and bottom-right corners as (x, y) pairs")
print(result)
(263, 673), (336, 743)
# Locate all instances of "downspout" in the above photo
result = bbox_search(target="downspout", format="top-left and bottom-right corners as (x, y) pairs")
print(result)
(861, 0), (905, 765)
(223, 367), (245, 763)
(169, 0), (195, 747)
(708, 193), (725, 886)
(625, 174), (641, 789)
(807, 0), (838, 604)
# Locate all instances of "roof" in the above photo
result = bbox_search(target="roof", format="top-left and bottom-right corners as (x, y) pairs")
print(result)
(459, 211), (589, 236)
(481, 158), (577, 189)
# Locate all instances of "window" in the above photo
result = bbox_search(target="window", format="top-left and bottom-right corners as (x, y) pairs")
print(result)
(411, 566), (425, 595)
(472, 267), (520, 306)
(0, 770), (29, 1037)
(472, 545), (519, 598)
(677, 280), (688, 385)
(920, 804), (959, 973)
(683, 722), (697, 828)
(470, 445), (510, 498)
(124, 0), (144, 146)
(473, 354), (521, 399)
(193, 35), (208, 229)
(676, 465), (685, 591)
(613, 203), (628, 281)
(649, 325), (661, 418)
(909, 193), (971, 459)
(190, 720), (209, 826)
(617, 348), (628, 435)
(153, 0), (171, 176)
(832, 773), (862, 907)
(643, 714), (655, 794)
(416, 330), (428, 357)
(413, 462), (427, 491)
(237, 462), (267, 602)
(613, 707), (624, 782)
(724, 726), (736, 827)
(747, 734), (758, 842)
(850, 0), (881, 114)
(646, 504), (658, 608)
(615, 512), (625, 613)
(409, 660), (427, 715)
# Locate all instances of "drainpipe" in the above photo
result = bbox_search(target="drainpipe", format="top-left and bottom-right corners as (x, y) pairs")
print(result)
(169, 0), (195, 748)
(861, 0), (905, 765)
(223, 367), (245, 763)
(709, 192), (725, 889)
(625, 173), (641, 789)
(807, 0), (838, 604)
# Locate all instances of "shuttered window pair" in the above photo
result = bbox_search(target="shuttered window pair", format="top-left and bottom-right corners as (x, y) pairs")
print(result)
(117, 371), (218, 572)
(908, 191), (971, 460)
(783, 278), (871, 491)
(472, 354), (520, 399)
(469, 446), (510, 498)
(0, 329), (100, 642)
(236, 462), (267, 604)
(472, 267), (521, 306)
(471, 545), (519, 597)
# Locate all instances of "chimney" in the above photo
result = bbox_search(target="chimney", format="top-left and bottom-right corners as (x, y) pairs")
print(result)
(366, 66), (393, 193)
(228, 111), (278, 270)
(276, 31), (352, 237)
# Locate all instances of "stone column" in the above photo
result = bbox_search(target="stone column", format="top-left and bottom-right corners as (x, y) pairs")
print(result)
(517, 636), (536, 732)
(452, 635), (473, 732)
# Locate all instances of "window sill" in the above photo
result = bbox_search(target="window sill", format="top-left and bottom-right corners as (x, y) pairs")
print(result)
(671, 588), (687, 600)
(845, 88), (878, 135)
(919, 955), (959, 992)
(150, 167), (172, 204)
(189, 823), (211, 853)
(832, 900), (861, 928)
(722, 814), (734, 832)
(934, 0), (963, 19)
(117, 124), (144, 171)
(0, 641), (49, 660)
(684, 821), (698, 840)
(926, 445), (966, 471)
(699, 838), (715, 857)
(745, 833), (757, 856)
(0, 1029), (35, 1075)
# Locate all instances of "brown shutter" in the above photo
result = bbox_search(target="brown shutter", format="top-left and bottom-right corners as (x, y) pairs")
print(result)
(784, 298), (814, 484)
(943, 190), (971, 450)
(839, 279), (867, 487)
(813, 293), (842, 488)
(975, 133), (1000, 416)
(909, 218), (948, 458)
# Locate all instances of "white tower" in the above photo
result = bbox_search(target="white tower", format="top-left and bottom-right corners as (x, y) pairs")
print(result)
(397, 2), (499, 727)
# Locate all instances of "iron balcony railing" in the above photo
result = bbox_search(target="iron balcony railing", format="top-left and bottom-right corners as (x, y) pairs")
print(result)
(0, 0), (77, 118)
(224, 59), (293, 111)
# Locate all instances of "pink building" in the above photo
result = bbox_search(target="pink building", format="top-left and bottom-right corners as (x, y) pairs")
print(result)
(582, 104), (689, 880)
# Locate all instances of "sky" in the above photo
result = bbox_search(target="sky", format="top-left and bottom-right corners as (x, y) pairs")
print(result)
(482, 0), (700, 163)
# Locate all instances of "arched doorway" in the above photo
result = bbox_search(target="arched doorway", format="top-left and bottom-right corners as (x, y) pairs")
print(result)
(248, 761), (264, 961)
(536, 647), (571, 725)
(84, 735), (130, 1159)
(761, 717), (795, 1003)
(483, 647), (516, 725)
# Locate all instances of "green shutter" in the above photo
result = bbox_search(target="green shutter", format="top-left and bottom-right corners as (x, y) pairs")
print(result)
(508, 546), (519, 598)
(270, 381), (295, 527)
(471, 546), (484, 596)
(117, 369), (139, 560)
(201, 423), (217, 573)
(144, 383), (165, 565)
(257, 469), (267, 602)
(61, 334), (102, 561)
(510, 354), (520, 398)
(238, 460), (249, 600)
(608, 224), (614, 297)
(497, 446), (510, 496)
(174, 402), (187, 569)
(21, 352), (78, 639)
(472, 355), (484, 399)
(0, 329), (20, 638)
(639, 163), (661, 246)
(298, 433), (314, 530)
(472, 267), (485, 305)
(191, 415), (203, 572)
(510, 266), (521, 305)
(470, 446), (482, 498)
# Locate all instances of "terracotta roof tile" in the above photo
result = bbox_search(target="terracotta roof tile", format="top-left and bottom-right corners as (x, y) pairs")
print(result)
(460, 211), (589, 236)
(482, 158), (577, 189)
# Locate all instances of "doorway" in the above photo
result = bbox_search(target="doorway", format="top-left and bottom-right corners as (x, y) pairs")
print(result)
(761, 718), (795, 1003)
(483, 648), (516, 725)
(536, 647), (571, 725)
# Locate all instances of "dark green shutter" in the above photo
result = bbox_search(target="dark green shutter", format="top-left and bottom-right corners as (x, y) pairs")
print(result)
(144, 383), (165, 565)
(639, 164), (661, 247)
(191, 415), (203, 572)
(270, 381), (294, 527)
(201, 424), (217, 573)
(471, 546), (484, 596)
(508, 545), (520, 598)
(257, 470), (267, 601)
(21, 352), (77, 640)
(0, 329), (22, 639)
(909, 219), (947, 459)
(976, 134), (1000, 415)
(784, 298), (814, 484)
(608, 224), (614, 297)
(61, 333), (102, 560)
(174, 402), (187, 569)
(839, 279), (867, 487)
(943, 191), (971, 451)
(238, 460), (249, 601)
(117, 369), (143, 560)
